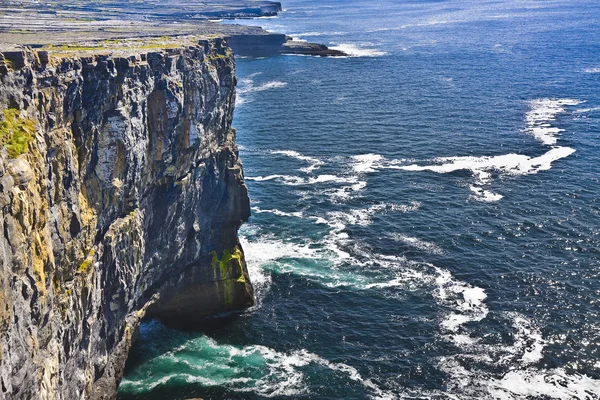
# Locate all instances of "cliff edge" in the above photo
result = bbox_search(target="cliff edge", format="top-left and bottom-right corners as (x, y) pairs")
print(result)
(0, 37), (253, 399)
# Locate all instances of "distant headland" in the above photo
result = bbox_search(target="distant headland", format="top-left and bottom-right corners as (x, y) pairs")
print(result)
(0, 0), (347, 57)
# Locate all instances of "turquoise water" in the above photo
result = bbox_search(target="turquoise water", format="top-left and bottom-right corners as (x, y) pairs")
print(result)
(119, 0), (600, 398)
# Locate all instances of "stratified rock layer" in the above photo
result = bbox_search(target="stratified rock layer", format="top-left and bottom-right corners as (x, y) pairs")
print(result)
(0, 39), (253, 399)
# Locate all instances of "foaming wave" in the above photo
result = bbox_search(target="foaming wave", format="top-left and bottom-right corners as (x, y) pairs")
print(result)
(240, 234), (369, 289)
(351, 153), (385, 173)
(398, 147), (575, 178)
(253, 349), (398, 400)
(433, 268), (489, 333)
(236, 75), (287, 105)
(432, 304), (600, 400)
(326, 202), (420, 228)
(486, 368), (600, 399)
(575, 106), (600, 114)
(439, 357), (600, 400)
(323, 180), (368, 202)
(583, 67), (600, 73)
(240, 214), (437, 294)
(246, 174), (360, 186)
(271, 150), (324, 173)
(121, 332), (391, 398)
(290, 31), (348, 37)
(346, 99), (580, 202)
(238, 81), (288, 94)
(252, 206), (304, 218)
(321, 202), (421, 260)
(390, 233), (443, 255)
(469, 186), (504, 203)
(397, 147), (575, 202)
(350, 153), (415, 174)
(525, 98), (582, 145)
(329, 43), (387, 57)
(441, 312), (547, 366)
(510, 313), (545, 365)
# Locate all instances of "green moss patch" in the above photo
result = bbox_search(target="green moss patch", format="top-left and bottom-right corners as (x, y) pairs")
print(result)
(211, 247), (246, 305)
(0, 108), (35, 158)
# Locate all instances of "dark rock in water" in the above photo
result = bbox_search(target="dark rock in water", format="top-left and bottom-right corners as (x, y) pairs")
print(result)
(281, 39), (348, 57)
(228, 32), (288, 56)
(228, 34), (349, 57)
(0, 38), (253, 399)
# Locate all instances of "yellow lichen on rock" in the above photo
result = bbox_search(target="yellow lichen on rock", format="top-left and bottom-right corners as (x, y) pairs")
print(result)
(32, 232), (49, 298)
(77, 249), (95, 274)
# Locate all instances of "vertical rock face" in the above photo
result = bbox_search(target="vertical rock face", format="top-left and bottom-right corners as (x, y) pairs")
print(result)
(0, 39), (253, 399)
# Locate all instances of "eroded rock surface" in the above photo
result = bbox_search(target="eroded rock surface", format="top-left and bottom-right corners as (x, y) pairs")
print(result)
(0, 38), (253, 399)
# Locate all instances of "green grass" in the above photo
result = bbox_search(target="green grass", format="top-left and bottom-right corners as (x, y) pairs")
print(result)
(42, 39), (184, 55)
(0, 109), (35, 158)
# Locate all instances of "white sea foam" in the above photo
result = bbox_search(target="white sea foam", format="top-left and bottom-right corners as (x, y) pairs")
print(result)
(122, 339), (341, 398)
(238, 80), (288, 94)
(329, 43), (387, 57)
(236, 76), (288, 105)
(326, 202), (420, 231)
(240, 234), (362, 287)
(290, 31), (348, 37)
(240, 236), (322, 264)
(344, 99), (579, 202)
(252, 206), (304, 218)
(388, 147), (574, 203)
(575, 106), (600, 114)
(270, 150), (324, 173)
(433, 268), (489, 333)
(510, 314), (545, 365)
(487, 368), (600, 399)
(390, 233), (443, 254)
(245, 174), (304, 183)
(246, 174), (360, 186)
(469, 185), (504, 202)
(432, 305), (596, 400)
(325, 180), (368, 201)
(351, 153), (385, 173)
(439, 354), (600, 400)
(240, 204), (427, 292)
(583, 67), (600, 73)
(398, 147), (575, 178)
(525, 98), (582, 145)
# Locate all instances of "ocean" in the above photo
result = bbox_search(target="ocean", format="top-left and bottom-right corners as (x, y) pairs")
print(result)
(118, 0), (600, 398)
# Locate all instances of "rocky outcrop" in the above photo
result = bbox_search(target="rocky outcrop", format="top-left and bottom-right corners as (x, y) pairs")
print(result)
(228, 32), (288, 56)
(228, 33), (348, 57)
(280, 39), (347, 57)
(0, 38), (253, 399)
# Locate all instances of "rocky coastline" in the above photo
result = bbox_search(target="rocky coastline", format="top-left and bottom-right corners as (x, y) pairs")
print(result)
(0, 1), (345, 399)
(0, 0), (347, 58)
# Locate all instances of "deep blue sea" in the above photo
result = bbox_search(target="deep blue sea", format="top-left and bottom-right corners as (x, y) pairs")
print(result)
(119, 0), (600, 398)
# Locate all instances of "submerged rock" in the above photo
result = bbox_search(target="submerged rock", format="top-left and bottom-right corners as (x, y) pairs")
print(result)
(0, 38), (253, 399)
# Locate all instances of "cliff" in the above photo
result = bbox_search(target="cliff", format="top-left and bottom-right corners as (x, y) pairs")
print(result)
(0, 37), (253, 399)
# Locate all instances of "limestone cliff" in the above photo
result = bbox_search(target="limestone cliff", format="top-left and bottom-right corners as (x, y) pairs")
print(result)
(0, 37), (253, 399)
